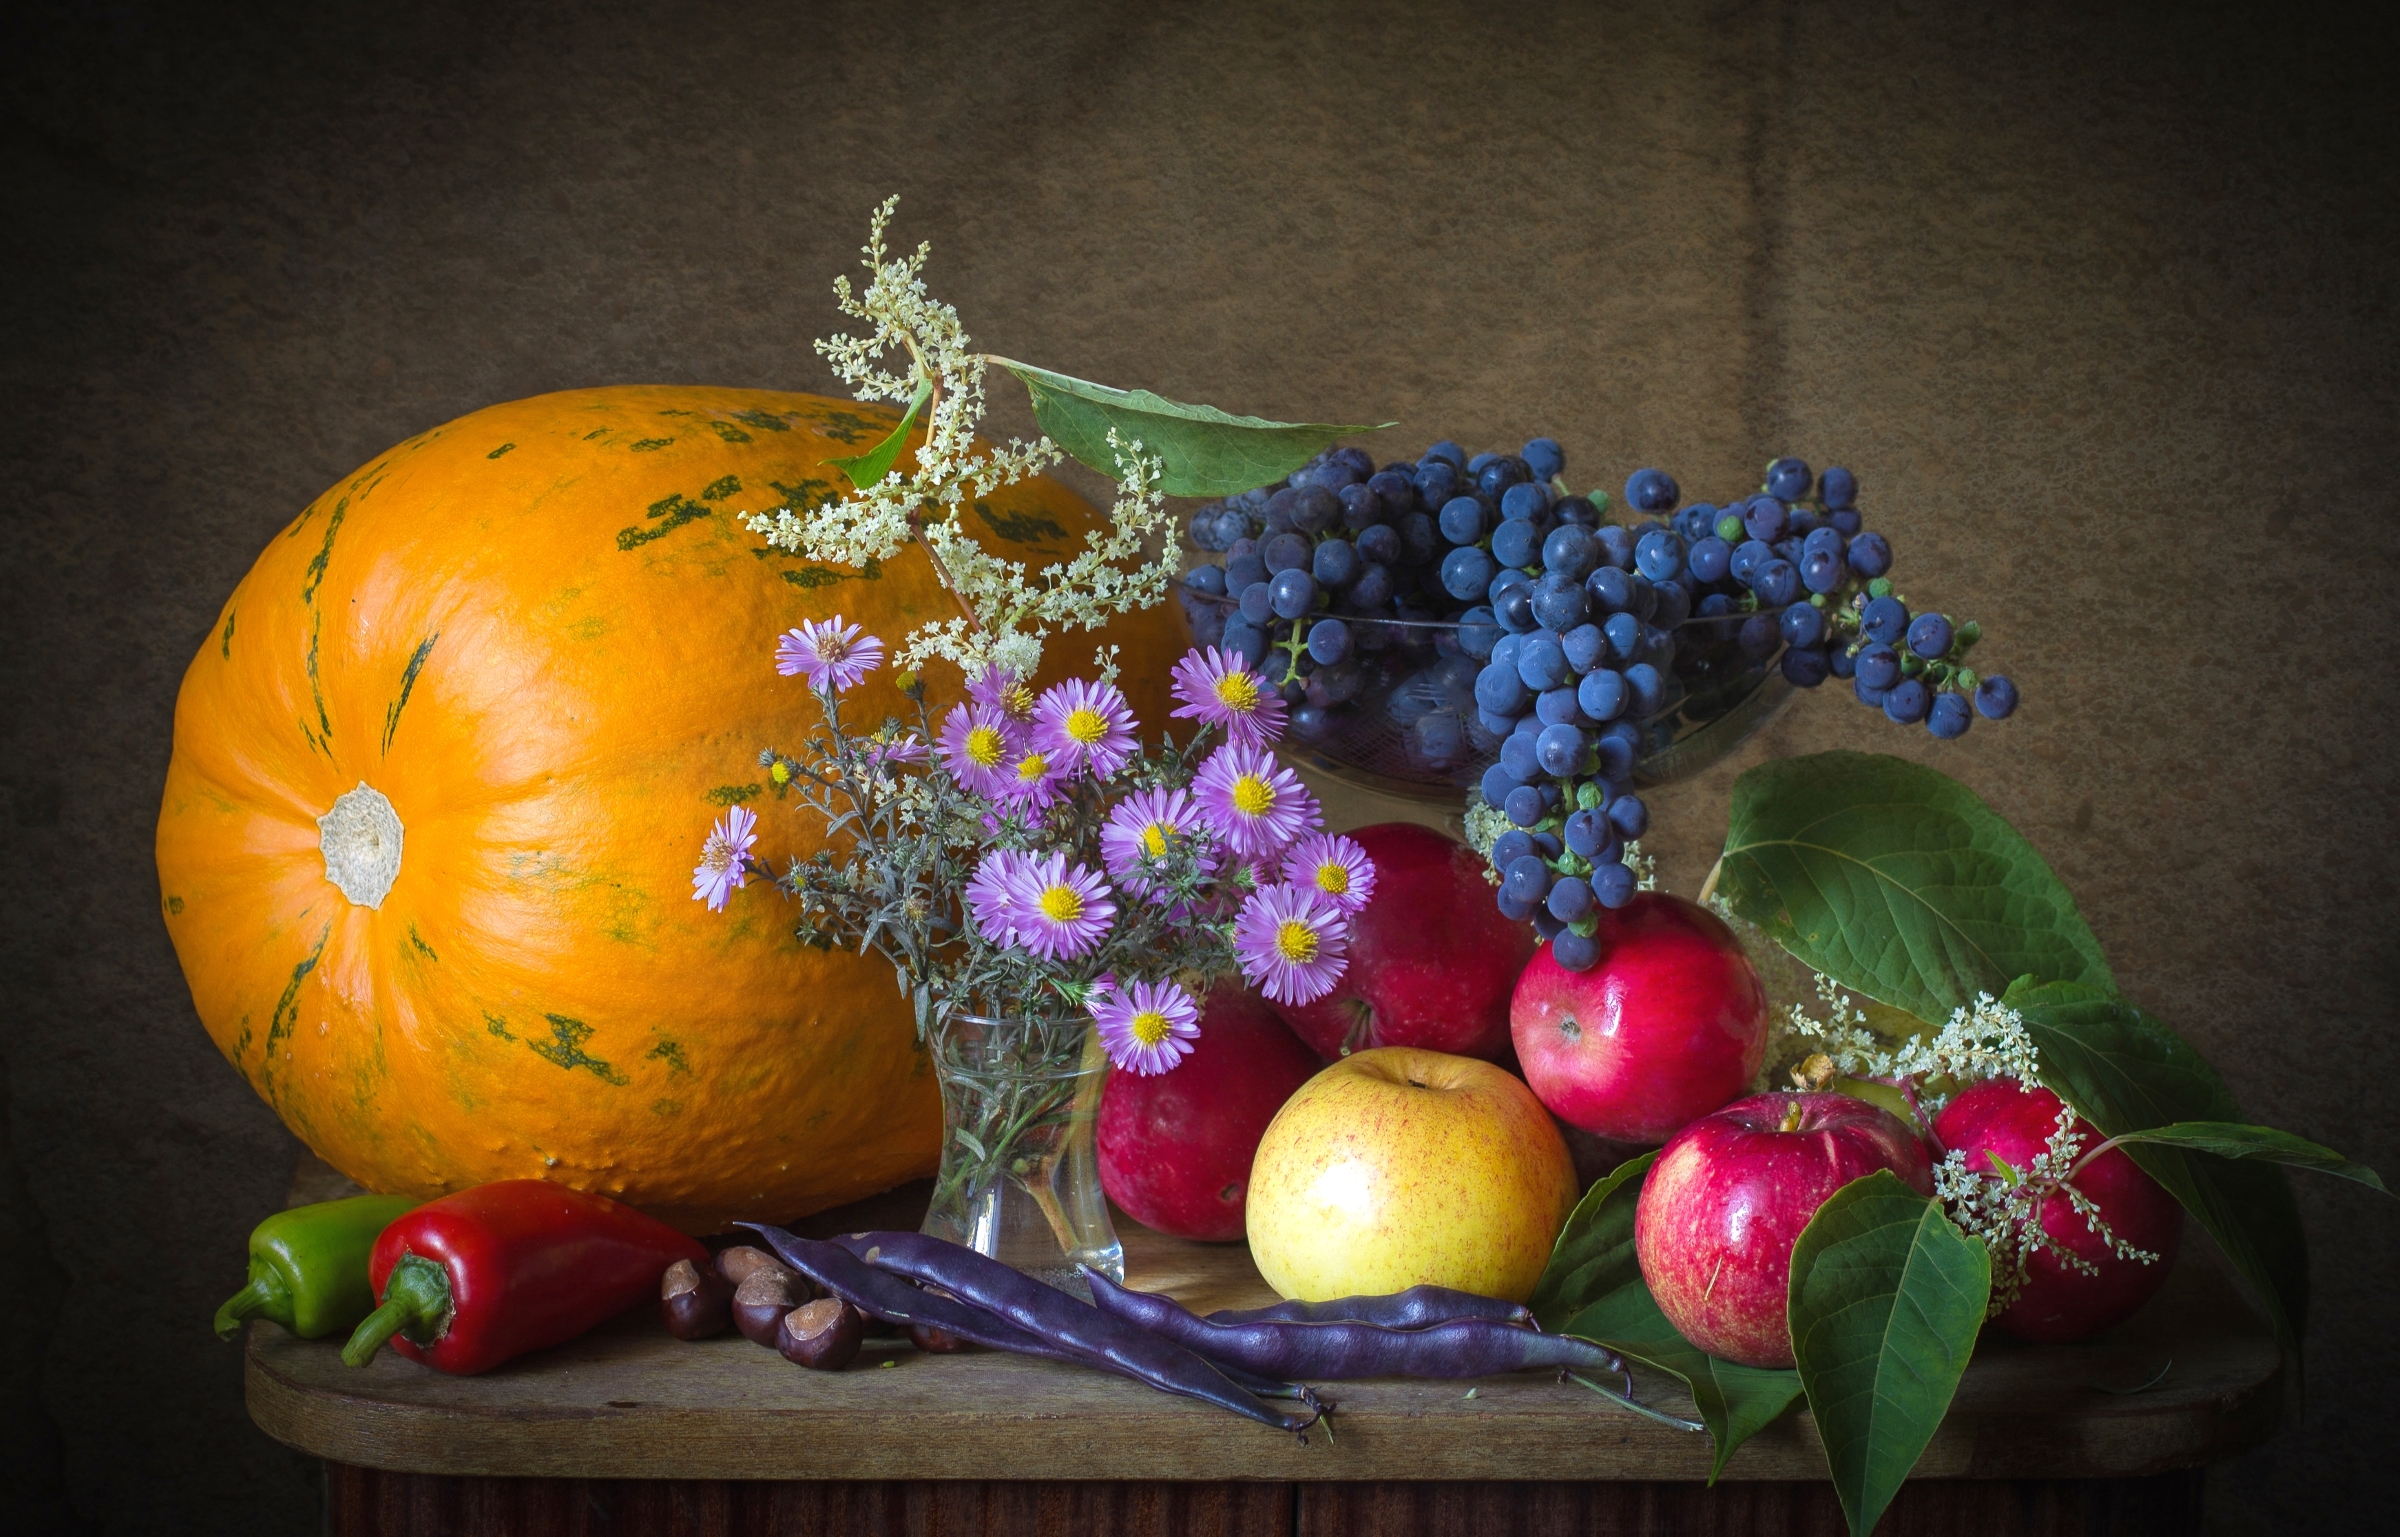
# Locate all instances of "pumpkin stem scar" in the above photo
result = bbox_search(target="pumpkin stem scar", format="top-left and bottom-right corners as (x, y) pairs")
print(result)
(381, 634), (438, 754)
(531, 1015), (629, 1085)
(318, 783), (403, 908)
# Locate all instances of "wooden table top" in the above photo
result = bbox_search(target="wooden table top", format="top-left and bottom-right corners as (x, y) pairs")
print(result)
(246, 1203), (2282, 1485)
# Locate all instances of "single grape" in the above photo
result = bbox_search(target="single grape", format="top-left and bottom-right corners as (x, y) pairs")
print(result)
(1290, 484), (1341, 534)
(1786, 506), (1819, 537)
(1819, 465), (1857, 509)
(1185, 563), (1228, 596)
(1926, 691), (1971, 739)
(1499, 729), (1543, 784)
(1478, 456), (1530, 498)
(1751, 558), (1799, 606)
(1516, 633), (1571, 691)
(1855, 641), (1901, 691)
(1860, 593), (1909, 644)
(1334, 482), (1382, 533)
(1729, 538), (1772, 587)
(1238, 582), (1274, 625)
(1307, 618), (1353, 664)
(1262, 531), (1312, 574)
(1491, 829), (1536, 868)
(1220, 621), (1268, 667)
(1537, 722), (1589, 776)
(1467, 452), (1498, 475)
(1397, 513), (1439, 565)
(1503, 854), (1553, 904)
(1827, 644), (1857, 679)
(1521, 437), (1565, 481)
(1975, 675), (2019, 719)
(1530, 575), (1588, 631)
(1847, 531), (1892, 578)
(1437, 496), (1488, 546)
(1625, 467), (1680, 512)
(1586, 566), (1634, 613)
(1592, 860), (1637, 909)
(1226, 551), (1267, 590)
(1269, 569), (1320, 620)
(1439, 546), (1496, 601)
(1333, 446), (1375, 479)
(1500, 480), (1552, 521)
(1504, 784), (1548, 829)
(1475, 661), (1531, 716)
(1349, 562), (1394, 610)
(1622, 661), (1665, 717)
(1260, 488), (1298, 534)
(1354, 523), (1401, 567)
(1673, 503), (1718, 543)
(1634, 529), (1686, 583)
(1906, 612), (1954, 659)
(1543, 524), (1600, 582)
(1551, 929), (1600, 971)
(1738, 613), (1779, 657)
(1685, 535), (1732, 584)
(1602, 611), (1642, 662)
(1494, 585), (1538, 632)
(1595, 731), (1635, 780)
(1764, 457), (1812, 500)
(1781, 645), (1831, 687)
(1312, 657), (1366, 704)
(1578, 667), (1628, 721)
(1594, 525), (1637, 571)
(1553, 494), (1602, 529)
(1458, 604), (1502, 659)
(1696, 591), (1735, 619)
(1780, 603), (1826, 648)
(1801, 526), (1844, 561)
(1531, 828), (1564, 858)
(1882, 678), (1931, 725)
(1423, 440), (1467, 471)
(1607, 793), (1648, 840)
(1546, 876), (1594, 923)
(1533, 910), (1566, 940)
(1742, 495), (1790, 543)
(1366, 469), (1416, 517)
(1827, 508), (1863, 536)
(1491, 519), (1544, 569)
(1497, 887), (1539, 922)
(1561, 622), (1607, 675)
(1536, 686), (1585, 726)
(1563, 807), (1610, 857)
(1801, 548), (1845, 595)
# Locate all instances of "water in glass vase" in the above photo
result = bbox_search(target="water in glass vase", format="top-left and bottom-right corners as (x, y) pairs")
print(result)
(922, 1011), (1123, 1296)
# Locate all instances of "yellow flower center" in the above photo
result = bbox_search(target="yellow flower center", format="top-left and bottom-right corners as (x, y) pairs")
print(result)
(1129, 1009), (1172, 1047)
(966, 726), (1008, 768)
(1275, 918), (1320, 964)
(1314, 861), (1349, 896)
(1066, 707), (1110, 745)
(1002, 682), (1037, 721)
(701, 836), (735, 874)
(1039, 884), (1083, 924)
(1213, 672), (1261, 714)
(1140, 822), (1173, 858)
(1231, 774), (1276, 818)
(1016, 751), (1051, 784)
(769, 761), (791, 785)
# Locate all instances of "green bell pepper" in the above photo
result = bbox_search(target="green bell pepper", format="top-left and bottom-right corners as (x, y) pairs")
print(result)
(214, 1193), (421, 1341)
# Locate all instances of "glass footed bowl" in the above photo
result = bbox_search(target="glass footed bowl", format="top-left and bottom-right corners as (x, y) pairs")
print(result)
(1173, 577), (1797, 803)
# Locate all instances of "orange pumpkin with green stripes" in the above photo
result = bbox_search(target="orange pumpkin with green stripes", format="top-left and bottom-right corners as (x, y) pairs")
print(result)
(155, 385), (1187, 1231)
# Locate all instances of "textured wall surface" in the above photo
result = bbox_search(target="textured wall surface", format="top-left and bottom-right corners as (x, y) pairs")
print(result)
(2, 1), (2393, 1532)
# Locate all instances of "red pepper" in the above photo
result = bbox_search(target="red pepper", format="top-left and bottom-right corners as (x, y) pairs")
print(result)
(340, 1180), (706, 1375)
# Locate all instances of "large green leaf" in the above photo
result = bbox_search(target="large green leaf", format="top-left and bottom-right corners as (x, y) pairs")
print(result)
(1715, 752), (2113, 1027)
(1788, 1172), (1992, 1537)
(2107, 1122), (2386, 1193)
(2006, 978), (2310, 1356)
(1535, 1152), (1804, 1481)
(988, 358), (1389, 497)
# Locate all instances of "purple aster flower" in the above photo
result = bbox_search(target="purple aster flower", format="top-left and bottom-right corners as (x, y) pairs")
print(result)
(969, 667), (1040, 730)
(1006, 853), (1116, 963)
(1090, 977), (1202, 1076)
(691, 804), (758, 912)
(964, 849), (1033, 946)
(1281, 832), (1377, 915)
(775, 617), (884, 693)
(1032, 678), (1139, 780)
(1169, 646), (1287, 747)
(997, 742), (1067, 812)
(863, 731), (927, 770)
(936, 703), (1021, 798)
(1233, 883), (1351, 1006)
(1099, 787), (1215, 896)
(1192, 742), (1320, 861)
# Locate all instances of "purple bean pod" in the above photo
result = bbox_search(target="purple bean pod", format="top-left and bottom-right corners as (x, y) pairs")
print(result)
(1084, 1268), (1632, 1392)
(1206, 1283), (1534, 1331)
(828, 1232), (1324, 1434)
(744, 1225), (1314, 1433)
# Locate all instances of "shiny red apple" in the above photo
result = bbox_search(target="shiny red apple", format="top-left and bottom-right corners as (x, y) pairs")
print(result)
(1511, 893), (1769, 1144)
(1097, 985), (1324, 1241)
(1635, 1091), (1933, 1368)
(1932, 1079), (2182, 1342)
(1272, 822), (1538, 1061)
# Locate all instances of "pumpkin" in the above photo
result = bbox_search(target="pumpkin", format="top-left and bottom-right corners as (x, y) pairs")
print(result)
(156, 385), (1186, 1231)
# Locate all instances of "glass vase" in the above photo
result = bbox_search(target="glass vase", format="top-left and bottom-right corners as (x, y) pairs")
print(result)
(921, 1009), (1123, 1295)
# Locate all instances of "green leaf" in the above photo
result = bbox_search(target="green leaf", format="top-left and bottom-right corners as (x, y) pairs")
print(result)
(2005, 977), (2310, 1356)
(825, 375), (932, 491)
(1534, 1151), (1804, 1481)
(1716, 751), (2113, 1028)
(988, 358), (1390, 497)
(1787, 1172), (1992, 1537)
(2105, 1121), (2386, 1193)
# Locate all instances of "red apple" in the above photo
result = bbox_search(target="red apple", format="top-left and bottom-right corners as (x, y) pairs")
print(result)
(1511, 893), (1769, 1143)
(1097, 985), (1324, 1241)
(1273, 822), (1538, 1061)
(1635, 1091), (1933, 1368)
(1932, 1079), (2182, 1343)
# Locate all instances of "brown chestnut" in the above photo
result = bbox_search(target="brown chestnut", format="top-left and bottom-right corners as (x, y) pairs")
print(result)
(777, 1298), (866, 1371)
(717, 1246), (798, 1289)
(733, 1268), (802, 1346)
(908, 1320), (973, 1353)
(659, 1258), (733, 1341)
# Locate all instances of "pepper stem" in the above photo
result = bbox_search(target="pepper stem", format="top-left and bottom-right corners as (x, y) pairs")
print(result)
(213, 1275), (286, 1342)
(340, 1254), (453, 1368)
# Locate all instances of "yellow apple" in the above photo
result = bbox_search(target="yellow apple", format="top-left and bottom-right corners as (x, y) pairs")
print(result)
(1245, 1046), (1578, 1303)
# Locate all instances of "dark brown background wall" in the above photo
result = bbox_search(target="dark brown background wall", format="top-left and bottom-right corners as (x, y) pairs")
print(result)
(2, 1), (2393, 1531)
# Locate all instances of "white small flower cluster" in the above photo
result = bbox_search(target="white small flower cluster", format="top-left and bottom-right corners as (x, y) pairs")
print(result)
(1462, 801), (1510, 879)
(746, 198), (1181, 684)
(1934, 1099), (2161, 1315)
(1884, 992), (2044, 1113)
(1621, 839), (1658, 892)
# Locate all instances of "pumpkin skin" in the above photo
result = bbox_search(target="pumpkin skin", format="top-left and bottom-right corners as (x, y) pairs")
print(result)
(156, 385), (1187, 1232)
